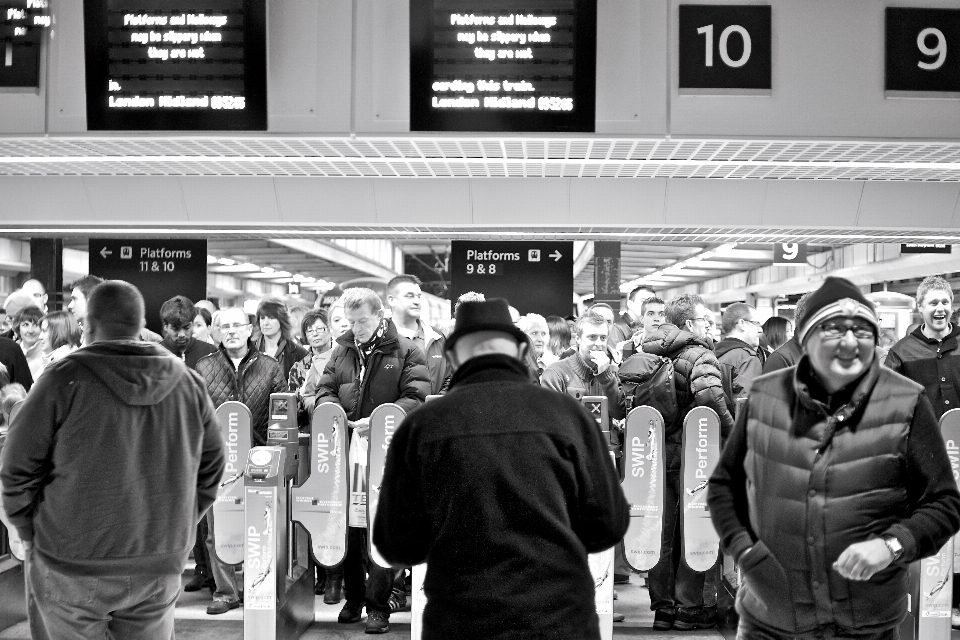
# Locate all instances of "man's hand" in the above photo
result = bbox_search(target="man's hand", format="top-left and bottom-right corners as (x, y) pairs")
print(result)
(351, 417), (370, 437)
(589, 350), (611, 375)
(833, 539), (893, 581)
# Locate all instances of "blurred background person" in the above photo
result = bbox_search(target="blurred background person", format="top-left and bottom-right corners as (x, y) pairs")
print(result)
(759, 316), (792, 363)
(290, 309), (334, 422)
(193, 307), (214, 345)
(519, 313), (556, 376)
(38, 311), (82, 373)
(288, 305), (310, 344)
(13, 305), (44, 380)
(546, 315), (572, 360)
(328, 298), (351, 340)
(256, 297), (308, 383)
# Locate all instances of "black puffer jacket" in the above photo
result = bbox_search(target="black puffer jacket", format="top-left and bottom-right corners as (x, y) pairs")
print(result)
(315, 320), (430, 420)
(196, 341), (288, 446)
(642, 324), (735, 440)
(885, 323), (960, 419)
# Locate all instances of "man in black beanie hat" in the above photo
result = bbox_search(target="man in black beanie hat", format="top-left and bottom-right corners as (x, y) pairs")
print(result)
(708, 276), (960, 639)
(373, 298), (629, 640)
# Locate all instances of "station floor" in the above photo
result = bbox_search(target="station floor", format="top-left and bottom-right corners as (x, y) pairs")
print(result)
(0, 570), (728, 640)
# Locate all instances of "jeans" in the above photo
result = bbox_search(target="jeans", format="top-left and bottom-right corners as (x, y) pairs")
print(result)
(737, 618), (900, 640)
(204, 509), (240, 604)
(26, 550), (180, 640)
(344, 526), (394, 615)
(647, 445), (707, 614)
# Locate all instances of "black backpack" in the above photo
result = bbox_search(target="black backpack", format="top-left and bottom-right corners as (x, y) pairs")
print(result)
(618, 352), (679, 430)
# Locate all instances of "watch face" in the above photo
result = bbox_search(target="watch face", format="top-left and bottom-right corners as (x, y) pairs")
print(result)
(250, 450), (273, 466)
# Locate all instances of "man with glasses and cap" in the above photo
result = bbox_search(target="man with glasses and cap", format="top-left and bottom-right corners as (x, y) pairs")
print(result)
(195, 306), (287, 615)
(708, 276), (960, 640)
(373, 298), (628, 640)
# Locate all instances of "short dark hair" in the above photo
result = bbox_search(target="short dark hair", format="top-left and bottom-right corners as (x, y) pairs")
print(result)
(160, 295), (196, 328)
(13, 306), (43, 339)
(641, 296), (665, 315)
(628, 286), (656, 303)
(721, 303), (755, 334)
(387, 274), (422, 296)
(301, 308), (328, 342)
(665, 293), (704, 328)
(69, 275), (104, 300)
(576, 312), (609, 337)
(87, 280), (144, 339)
(762, 316), (791, 351)
(257, 297), (295, 342)
(196, 307), (212, 328)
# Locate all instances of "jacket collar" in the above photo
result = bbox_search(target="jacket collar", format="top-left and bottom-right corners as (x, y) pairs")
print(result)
(336, 319), (401, 353)
(449, 353), (534, 389)
(793, 353), (880, 426)
(911, 322), (960, 348)
(217, 339), (259, 368)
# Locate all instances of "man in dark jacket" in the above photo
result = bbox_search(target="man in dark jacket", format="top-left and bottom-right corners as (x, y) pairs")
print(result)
(159, 295), (219, 594)
(196, 306), (287, 615)
(387, 274), (449, 395)
(315, 287), (431, 634)
(1, 280), (225, 640)
(642, 293), (736, 632)
(762, 291), (811, 374)
(609, 285), (657, 347)
(709, 276), (960, 640)
(0, 334), (32, 391)
(161, 295), (218, 370)
(374, 298), (629, 640)
(883, 275), (960, 622)
(714, 302), (763, 418)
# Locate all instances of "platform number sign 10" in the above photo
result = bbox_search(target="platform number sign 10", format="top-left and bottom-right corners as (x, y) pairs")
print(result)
(886, 8), (960, 94)
(679, 5), (771, 91)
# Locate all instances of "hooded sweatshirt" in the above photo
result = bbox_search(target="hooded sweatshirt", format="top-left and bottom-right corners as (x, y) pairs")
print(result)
(0, 341), (225, 577)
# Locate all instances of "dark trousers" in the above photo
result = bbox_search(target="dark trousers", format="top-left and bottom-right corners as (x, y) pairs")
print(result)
(737, 618), (900, 640)
(344, 526), (393, 615)
(648, 449), (706, 614)
(193, 517), (210, 578)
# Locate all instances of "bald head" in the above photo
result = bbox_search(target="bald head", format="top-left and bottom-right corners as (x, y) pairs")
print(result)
(86, 280), (145, 342)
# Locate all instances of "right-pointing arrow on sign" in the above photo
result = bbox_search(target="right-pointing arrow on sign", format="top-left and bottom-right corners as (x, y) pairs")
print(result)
(550, 250), (562, 262)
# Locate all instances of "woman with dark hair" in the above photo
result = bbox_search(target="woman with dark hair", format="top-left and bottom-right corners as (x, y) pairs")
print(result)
(545, 315), (572, 358)
(14, 306), (45, 380)
(39, 310), (82, 374)
(193, 307), (214, 345)
(256, 297), (308, 383)
(760, 316), (793, 361)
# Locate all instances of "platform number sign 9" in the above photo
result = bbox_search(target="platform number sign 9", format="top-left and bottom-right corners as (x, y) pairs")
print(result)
(886, 8), (960, 94)
(773, 243), (807, 266)
(679, 5), (771, 91)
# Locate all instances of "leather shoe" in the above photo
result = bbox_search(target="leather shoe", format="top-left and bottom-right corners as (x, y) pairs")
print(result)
(184, 574), (208, 592)
(206, 599), (240, 615)
(324, 575), (343, 605)
(338, 602), (363, 624)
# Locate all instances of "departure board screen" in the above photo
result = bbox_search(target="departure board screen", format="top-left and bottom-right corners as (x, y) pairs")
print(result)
(83, 0), (266, 131)
(410, 0), (596, 132)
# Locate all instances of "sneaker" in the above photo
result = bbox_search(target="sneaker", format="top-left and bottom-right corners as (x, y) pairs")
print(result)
(388, 586), (409, 612)
(653, 610), (675, 631)
(206, 599), (240, 615)
(338, 602), (363, 624)
(365, 610), (390, 634)
(324, 575), (343, 605)
(953, 607), (960, 629)
(184, 574), (208, 592)
(673, 607), (717, 631)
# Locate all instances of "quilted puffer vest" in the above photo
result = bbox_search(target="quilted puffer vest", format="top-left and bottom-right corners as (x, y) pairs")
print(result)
(740, 362), (920, 634)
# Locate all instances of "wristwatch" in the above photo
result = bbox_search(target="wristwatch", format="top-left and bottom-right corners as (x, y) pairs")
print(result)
(883, 536), (904, 562)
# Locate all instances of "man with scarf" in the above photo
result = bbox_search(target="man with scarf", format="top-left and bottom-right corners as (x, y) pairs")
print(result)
(315, 287), (431, 634)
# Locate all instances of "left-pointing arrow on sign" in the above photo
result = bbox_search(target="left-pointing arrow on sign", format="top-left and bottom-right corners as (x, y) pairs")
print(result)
(100, 247), (112, 259)
(550, 251), (562, 262)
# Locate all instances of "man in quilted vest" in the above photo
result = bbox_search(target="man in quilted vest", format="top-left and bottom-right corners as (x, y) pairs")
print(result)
(709, 276), (960, 640)
(642, 293), (736, 631)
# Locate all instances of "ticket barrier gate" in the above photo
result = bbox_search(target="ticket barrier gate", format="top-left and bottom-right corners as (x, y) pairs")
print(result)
(213, 394), (349, 640)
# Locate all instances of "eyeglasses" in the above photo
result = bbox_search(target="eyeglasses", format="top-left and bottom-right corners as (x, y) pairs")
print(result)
(819, 321), (875, 340)
(742, 319), (762, 328)
(305, 326), (328, 335)
(695, 316), (714, 326)
(220, 323), (250, 333)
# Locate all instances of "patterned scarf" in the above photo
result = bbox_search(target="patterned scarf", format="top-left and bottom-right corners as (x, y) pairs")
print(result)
(355, 318), (388, 383)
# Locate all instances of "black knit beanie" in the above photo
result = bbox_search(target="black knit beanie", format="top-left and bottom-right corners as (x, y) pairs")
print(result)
(796, 276), (879, 345)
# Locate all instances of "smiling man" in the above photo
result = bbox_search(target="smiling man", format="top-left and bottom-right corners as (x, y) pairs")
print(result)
(708, 276), (960, 640)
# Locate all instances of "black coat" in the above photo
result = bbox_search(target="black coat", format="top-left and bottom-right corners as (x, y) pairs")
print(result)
(374, 353), (629, 640)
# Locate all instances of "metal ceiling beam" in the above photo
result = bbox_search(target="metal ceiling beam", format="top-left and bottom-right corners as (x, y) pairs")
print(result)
(271, 239), (397, 280)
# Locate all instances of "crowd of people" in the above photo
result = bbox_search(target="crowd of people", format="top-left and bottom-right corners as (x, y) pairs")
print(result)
(1, 270), (960, 639)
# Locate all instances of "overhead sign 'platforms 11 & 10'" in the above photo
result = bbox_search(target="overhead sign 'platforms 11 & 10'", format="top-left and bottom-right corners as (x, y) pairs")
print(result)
(410, 0), (597, 132)
(83, 0), (266, 130)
